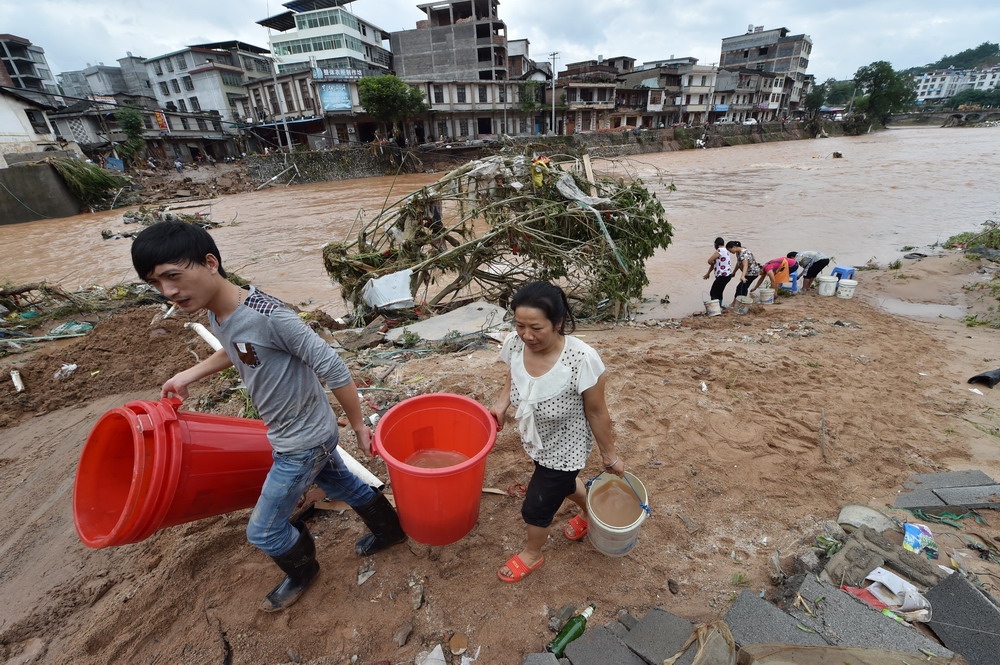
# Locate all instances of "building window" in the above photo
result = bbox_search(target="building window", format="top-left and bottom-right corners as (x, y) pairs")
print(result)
(154, 62), (163, 75)
(165, 101), (177, 111)
(178, 99), (188, 111)
(183, 76), (194, 91)
(478, 85), (488, 103)
(166, 58), (174, 73)
(650, 91), (662, 104)
(456, 85), (467, 103)
(24, 110), (49, 134)
(171, 79), (181, 93)
(221, 71), (244, 87)
(498, 85), (506, 102)
(190, 96), (201, 111)
(459, 118), (469, 136)
(255, 59), (271, 74)
(142, 115), (152, 129)
(180, 116), (190, 129)
(519, 117), (527, 134)
(159, 81), (170, 95)
(437, 121), (447, 138)
(281, 82), (295, 111)
(176, 54), (187, 70)
(433, 84), (444, 103)
(700, 75), (707, 86)
(298, 79), (313, 110)
(267, 85), (279, 111)
(213, 118), (223, 132)
(196, 118), (207, 131)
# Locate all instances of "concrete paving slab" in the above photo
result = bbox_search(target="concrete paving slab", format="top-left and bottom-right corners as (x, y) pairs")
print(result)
(932, 485), (1000, 510)
(563, 626), (646, 665)
(723, 590), (829, 648)
(384, 301), (508, 342)
(522, 653), (560, 665)
(894, 488), (948, 510)
(789, 576), (954, 658)
(903, 470), (995, 490)
(622, 608), (695, 665)
(926, 572), (1000, 665)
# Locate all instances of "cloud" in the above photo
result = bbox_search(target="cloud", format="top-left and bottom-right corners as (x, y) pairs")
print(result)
(2, 0), (998, 80)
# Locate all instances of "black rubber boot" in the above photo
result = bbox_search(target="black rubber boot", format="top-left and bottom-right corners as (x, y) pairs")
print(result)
(352, 491), (407, 556)
(260, 523), (319, 612)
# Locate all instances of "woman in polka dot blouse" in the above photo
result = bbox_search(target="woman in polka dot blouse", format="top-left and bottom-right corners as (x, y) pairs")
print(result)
(490, 281), (624, 583)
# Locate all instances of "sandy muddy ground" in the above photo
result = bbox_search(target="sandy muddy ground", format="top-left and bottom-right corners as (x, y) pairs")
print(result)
(2, 254), (1000, 665)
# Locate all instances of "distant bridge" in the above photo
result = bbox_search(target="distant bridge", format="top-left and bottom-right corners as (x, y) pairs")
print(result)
(890, 111), (998, 126)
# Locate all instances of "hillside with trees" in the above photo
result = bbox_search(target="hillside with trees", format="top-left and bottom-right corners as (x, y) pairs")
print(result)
(902, 41), (1000, 74)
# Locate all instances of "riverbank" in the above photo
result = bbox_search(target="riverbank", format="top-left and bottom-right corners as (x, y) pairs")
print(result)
(1, 251), (998, 664)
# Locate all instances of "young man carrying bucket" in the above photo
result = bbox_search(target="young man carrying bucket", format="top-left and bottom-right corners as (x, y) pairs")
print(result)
(131, 222), (406, 612)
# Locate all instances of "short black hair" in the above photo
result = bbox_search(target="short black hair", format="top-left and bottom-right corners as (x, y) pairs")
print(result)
(714, 236), (725, 248)
(786, 251), (798, 259)
(511, 281), (575, 335)
(725, 241), (740, 250)
(131, 221), (227, 280)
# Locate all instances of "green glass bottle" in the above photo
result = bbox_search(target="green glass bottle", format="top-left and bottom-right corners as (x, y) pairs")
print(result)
(546, 604), (595, 657)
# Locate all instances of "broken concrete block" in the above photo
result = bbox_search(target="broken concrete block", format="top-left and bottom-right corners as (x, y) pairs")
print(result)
(623, 607), (695, 665)
(335, 315), (386, 351)
(788, 575), (954, 658)
(521, 653), (560, 665)
(617, 609), (639, 630)
(602, 620), (629, 640)
(932, 485), (1000, 510)
(927, 572), (1000, 665)
(563, 626), (646, 665)
(895, 470), (997, 510)
(385, 301), (507, 343)
(737, 643), (965, 664)
(723, 590), (828, 648)
(820, 526), (947, 589)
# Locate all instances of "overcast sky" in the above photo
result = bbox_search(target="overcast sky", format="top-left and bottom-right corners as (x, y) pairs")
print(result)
(2, 0), (997, 81)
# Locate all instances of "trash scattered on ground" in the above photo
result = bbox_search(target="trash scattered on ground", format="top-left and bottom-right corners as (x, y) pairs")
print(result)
(53, 363), (78, 379)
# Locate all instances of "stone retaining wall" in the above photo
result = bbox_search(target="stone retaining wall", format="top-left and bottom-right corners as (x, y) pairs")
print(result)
(0, 164), (81, 225)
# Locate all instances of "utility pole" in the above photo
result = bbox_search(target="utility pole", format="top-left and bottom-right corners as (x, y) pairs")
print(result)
(549, 51), (559, 135)
(264, 25), (294, 163)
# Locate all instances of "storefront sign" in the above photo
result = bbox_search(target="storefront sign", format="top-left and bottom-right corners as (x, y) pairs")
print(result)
(312, 67), (363, 81)
(319, 83), (352, 111)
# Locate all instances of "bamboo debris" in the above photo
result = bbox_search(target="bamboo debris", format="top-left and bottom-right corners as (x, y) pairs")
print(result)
(322, 152), (673, 317)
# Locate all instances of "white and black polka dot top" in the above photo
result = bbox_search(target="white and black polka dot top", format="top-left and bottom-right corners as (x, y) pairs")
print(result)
(500, 333), (606, 471)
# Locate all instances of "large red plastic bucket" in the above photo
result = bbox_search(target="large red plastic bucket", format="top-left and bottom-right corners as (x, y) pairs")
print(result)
(373, 393), (496, 546)
(73, 398), (274, 548)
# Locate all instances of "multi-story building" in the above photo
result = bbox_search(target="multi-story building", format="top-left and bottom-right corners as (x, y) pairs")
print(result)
(392, 0), (509, 82)
(720, 26), (812, 115)
(0, 34), (60, 95)
(144, 41), (273, 134)
(421, 79), (538, 139)
(57, 64), (128, 99)
(713, 68), (780, 122)
(912, 67), (1000, 104)
(620, 59), (688, 124)
(677, 64), (718, 124)
(257, 0), (391, 76)
(118, 53), (154, 97)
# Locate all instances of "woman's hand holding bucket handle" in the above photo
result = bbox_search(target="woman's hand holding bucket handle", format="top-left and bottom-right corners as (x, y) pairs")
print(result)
(603, 457), (625, 478)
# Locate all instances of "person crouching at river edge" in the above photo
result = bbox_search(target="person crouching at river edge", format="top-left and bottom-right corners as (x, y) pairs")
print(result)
(130, 221), (406, 611)
(490, 281), (624, 583)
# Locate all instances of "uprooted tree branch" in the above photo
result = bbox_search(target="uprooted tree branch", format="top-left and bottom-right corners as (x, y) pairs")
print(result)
(322, 152), (673, 320)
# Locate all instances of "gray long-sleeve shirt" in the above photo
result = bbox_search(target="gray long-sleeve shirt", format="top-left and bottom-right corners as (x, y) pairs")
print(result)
(209, 286), (351, 453)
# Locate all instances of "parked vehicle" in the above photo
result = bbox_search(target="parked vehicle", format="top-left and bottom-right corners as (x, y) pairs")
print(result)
(742, 118), (758, 125)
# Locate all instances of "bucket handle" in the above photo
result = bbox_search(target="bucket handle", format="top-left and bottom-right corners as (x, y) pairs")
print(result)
(585, 471), (651, 516)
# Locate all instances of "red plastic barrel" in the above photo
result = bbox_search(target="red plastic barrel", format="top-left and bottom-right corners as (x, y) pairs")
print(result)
(373, 393), (496, 546)
(73, 398), (274, 548)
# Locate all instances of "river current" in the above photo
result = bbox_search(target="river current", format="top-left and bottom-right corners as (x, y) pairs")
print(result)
(2, 127), (998, 318)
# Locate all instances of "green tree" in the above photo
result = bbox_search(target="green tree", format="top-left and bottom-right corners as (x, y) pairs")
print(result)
(803, 82), (826, 115)
(950, 88), (1000, 108)
(519, 80), (543, 113)
(853, 61), (917, 125)
(357, 75), (428, 141)
(825, 79), (856, 106)
(113, 105), (146, 167)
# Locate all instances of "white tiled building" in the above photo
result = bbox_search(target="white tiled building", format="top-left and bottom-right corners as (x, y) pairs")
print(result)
(144, 41), (273, 134)
(913, 67), (1000, 104)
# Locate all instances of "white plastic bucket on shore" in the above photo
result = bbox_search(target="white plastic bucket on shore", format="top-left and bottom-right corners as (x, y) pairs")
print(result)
(586, 472), (649, 557)
(836, 279), (858, 299)
(733, 296), (753, 314)
(817, 275), (839, 297)
(758, 288), (775, 304)
(704, 300), (722, 316)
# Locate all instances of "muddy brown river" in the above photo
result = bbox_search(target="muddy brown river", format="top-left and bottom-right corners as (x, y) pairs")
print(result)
(2, 127), (998, 318)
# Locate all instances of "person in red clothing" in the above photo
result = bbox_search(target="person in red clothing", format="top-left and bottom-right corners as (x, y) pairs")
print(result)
(750, 256), (799, 293)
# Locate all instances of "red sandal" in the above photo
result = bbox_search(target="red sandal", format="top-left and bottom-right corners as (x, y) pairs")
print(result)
(498, 553), (544, 583)
(564, 515), (589, 541)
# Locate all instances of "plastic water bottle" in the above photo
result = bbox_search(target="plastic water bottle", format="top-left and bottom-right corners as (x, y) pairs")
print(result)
(546, 604), (595, 657)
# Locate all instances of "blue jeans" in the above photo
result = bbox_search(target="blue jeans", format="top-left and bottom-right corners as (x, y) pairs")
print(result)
(247, 436), (375, 556)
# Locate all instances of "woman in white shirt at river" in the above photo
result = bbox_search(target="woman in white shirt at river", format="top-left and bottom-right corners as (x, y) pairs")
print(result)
(490, 281), (624, 583)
